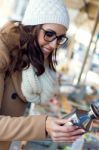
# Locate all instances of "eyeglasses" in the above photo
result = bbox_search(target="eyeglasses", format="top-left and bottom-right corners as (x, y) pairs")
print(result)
(41, 28), (68, 45)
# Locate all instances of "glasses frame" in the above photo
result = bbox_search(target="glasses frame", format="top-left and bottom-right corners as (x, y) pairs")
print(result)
(41, 28), (68, 45)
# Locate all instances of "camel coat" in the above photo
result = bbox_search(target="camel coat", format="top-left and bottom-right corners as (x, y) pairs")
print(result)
(0, 22), (48, 149)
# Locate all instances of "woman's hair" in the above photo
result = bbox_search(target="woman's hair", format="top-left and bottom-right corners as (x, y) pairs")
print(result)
(8, 21), (57, 76)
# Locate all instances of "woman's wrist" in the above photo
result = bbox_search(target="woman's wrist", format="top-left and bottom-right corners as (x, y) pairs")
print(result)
(45, 116), (50, 137)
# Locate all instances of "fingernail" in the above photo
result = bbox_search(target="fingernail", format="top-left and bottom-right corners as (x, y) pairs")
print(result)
(81, 129), (85, 132)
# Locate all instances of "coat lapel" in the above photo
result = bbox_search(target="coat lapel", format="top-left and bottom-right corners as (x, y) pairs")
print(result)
(11, 71), (26, 102)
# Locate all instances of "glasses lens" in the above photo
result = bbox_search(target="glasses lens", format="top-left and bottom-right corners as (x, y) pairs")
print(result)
(57, 36), (68, 45)
(44, 30), (56, 42)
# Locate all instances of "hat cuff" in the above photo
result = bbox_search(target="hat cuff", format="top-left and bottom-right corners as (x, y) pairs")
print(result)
(22, 15), (69, 29)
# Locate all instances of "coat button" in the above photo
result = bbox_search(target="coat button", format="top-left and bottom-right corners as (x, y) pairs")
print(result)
(11, 93), (18, 99)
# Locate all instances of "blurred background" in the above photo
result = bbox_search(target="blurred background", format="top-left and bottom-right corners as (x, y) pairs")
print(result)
(0, 0), (99, 150)
(0, 0), (99, 88)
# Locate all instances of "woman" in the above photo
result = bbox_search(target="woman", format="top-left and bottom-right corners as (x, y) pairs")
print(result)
(0, 0), (85, 149)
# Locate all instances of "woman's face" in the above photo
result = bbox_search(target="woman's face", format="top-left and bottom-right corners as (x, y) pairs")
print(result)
(38, 23), (67, 59)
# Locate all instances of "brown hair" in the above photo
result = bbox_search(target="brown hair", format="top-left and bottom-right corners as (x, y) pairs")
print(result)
(7, 21), (56, 76)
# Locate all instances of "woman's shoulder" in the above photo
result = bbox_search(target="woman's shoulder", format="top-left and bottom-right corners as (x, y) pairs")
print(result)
(0, 21), (20, 50)
(0, 21), (20, 71)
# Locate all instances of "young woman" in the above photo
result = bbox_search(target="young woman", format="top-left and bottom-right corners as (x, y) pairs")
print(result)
(0, 0), (85, 149)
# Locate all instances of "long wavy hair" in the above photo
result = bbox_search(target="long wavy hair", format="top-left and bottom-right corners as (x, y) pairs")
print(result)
(7, 21), (57, 76)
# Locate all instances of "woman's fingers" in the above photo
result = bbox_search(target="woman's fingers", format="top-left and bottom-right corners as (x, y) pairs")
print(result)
(51, 128), (85, 138)
(53, 124), (84, 134)
(52, 135), (82, 143)
(45, 117), (73, 134)
(55, 128), (85, 137)
(46, 117), (85, 143)
(55, 118), (71, 125)
(68, 128), (85, 136)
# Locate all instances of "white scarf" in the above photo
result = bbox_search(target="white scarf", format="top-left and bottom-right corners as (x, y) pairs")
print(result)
(21, 64), (59, 104)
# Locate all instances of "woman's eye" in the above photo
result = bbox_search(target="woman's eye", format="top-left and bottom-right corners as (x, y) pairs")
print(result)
(46, 31), (55, 37)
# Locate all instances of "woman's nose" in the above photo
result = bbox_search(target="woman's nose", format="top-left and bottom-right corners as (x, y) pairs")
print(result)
(49, 39), (58, 49)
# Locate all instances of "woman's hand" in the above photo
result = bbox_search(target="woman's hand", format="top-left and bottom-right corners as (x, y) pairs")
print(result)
(46, 117), (85, 143)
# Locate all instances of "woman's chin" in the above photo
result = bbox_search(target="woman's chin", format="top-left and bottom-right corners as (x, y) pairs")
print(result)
(44, 55), (48, 59)
(44, 53), (49, 59)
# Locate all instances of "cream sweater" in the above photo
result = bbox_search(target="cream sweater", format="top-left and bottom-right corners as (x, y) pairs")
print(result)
(21, 64), (59, 104)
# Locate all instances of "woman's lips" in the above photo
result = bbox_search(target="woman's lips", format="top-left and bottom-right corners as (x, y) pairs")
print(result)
(42, 48), (51, 58)
(43, 48), (50, 52)
(43, 47), (53, 53)
(42, 47), (54, 58)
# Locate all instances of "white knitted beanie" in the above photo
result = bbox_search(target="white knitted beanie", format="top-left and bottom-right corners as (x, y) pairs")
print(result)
(22, 0), (70, 29)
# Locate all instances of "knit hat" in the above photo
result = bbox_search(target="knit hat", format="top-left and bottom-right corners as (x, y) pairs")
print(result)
(22, 0), (70, 29)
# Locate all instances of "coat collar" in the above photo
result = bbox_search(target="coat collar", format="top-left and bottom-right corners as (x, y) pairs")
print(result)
(0, 22), (27, 102)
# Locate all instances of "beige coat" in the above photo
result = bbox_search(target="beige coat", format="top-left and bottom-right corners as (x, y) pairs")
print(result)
(0, 22), (48, 149)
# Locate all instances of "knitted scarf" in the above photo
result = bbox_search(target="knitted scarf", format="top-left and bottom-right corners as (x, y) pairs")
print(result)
(21, 64), (59, 104)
